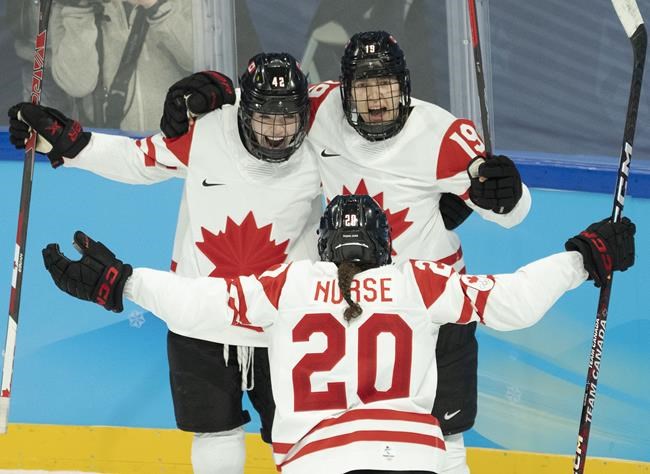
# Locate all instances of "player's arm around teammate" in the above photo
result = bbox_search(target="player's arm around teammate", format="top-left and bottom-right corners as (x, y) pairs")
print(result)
(6, 70), (236, 182)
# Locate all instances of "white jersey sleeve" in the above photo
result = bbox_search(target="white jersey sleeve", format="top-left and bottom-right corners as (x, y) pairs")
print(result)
(122, 263), (292, 347)
(434, 117), (531, 228)
(411, 252), (588, 330)
(62, 129), (189, 184)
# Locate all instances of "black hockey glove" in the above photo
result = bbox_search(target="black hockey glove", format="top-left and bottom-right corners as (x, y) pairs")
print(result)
(439, 193), (473, 230)
(160, 71), (236, 138)
(42, 231), (133, 312)
(565, 217), (635, 288)
(467, 154), (523, 214)
(8, 103), (90, 168)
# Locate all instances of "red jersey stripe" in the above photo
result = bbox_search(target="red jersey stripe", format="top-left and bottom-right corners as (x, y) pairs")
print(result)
(272, 442), (292, 455)
(473, 275), (495, 321)
(312, 408), (439, 430)
(278, 430), (445, 469)
(273, 409), (440, 456)
(138, 136), (178, 170)
(457, 296), (474, 324)
(435, 246), (463, 267)
(227, 278), (263, 332)
(144, 136), (156, 167)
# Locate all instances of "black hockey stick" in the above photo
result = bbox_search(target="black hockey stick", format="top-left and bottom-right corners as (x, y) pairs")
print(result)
(467, 0), (492, 154)
(573, 1), (646, 472)
(0, 0), (53, 434)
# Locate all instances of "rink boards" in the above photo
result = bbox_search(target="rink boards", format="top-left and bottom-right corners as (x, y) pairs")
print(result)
(0, 146), (649, 472)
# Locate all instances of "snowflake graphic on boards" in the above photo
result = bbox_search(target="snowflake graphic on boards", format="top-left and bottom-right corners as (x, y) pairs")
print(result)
(128, 310), (146, 329)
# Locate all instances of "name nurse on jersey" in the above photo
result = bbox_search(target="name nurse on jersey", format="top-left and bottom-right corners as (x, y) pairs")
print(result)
(314, 276), (394, 304)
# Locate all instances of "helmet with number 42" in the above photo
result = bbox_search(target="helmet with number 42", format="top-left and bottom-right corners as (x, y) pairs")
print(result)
(239, 53), (310, 163)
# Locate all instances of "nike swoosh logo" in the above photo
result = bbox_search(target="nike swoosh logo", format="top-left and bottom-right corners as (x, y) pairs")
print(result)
(202, 179), (226, 187)
(443, 409), (461, 420)
(320, 149), (341, 158)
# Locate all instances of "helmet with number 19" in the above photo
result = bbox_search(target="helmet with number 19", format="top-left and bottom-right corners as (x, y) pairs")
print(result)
(340, 31), (411, 141)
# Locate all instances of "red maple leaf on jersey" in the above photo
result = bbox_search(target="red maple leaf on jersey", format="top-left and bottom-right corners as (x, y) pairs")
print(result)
(341, 179), (413, 256)
(196, 211), (289, 278)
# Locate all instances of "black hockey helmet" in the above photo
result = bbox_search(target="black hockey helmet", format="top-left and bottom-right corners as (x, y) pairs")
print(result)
(318, 194), (392, 266)
(238, 53), (310, 163)
(340, 31), (411, 141)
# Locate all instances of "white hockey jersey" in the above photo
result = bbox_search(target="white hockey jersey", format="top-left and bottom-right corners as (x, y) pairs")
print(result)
(308, 81), (532, 269)
(124, 252), (588, 473)
(64, 100), (323, 279)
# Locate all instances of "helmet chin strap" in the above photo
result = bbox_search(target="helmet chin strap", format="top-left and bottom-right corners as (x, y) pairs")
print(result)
(356, 115), (397, 137)
(352, 100), (412, 141)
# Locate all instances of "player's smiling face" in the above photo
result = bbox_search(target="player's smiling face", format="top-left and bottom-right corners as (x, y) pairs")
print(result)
(352, 76), (400, 124)
(251, 112), (299, 150)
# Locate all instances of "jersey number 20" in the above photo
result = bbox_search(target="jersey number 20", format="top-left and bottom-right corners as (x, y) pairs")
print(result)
(292, 312), (412, 412)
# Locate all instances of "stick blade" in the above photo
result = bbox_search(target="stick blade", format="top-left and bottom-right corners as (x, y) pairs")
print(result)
(612, 0), (645, 38)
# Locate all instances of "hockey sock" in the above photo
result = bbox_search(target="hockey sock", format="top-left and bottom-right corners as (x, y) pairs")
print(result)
(191, 427), (246, 474)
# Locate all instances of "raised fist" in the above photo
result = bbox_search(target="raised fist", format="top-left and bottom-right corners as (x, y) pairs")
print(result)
(467, 154), (523, 214)
(8, 103), (90, 168)
(565, 217), (636, 287)
(43, 231), (132, 312)
(160, 71), (236, 138)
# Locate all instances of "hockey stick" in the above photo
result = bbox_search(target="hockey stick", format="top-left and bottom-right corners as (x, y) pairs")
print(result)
(0, 0), (53, 434)
(467, 0), (492, 154)
(573, 1), (646, 472)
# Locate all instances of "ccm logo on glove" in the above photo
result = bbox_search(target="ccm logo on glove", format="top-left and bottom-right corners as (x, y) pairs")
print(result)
(580, 231), (612, 273)
(96, 266), (121, 307)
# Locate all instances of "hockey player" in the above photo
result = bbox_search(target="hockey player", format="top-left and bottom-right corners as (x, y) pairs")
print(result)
(7, 54), (321, 473)
(159, 31), (531, 473)
(40, 194), (636, 474)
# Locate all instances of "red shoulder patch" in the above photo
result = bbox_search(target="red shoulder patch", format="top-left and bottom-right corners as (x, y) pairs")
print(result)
(162, 121), (195, 166)
(410, 260), (452, 309)
(257, 263), (291, 310)
(308, 81), (340, 129)
(437, 119), (485, 180)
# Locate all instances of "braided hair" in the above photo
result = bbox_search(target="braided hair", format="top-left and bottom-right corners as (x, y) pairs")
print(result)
(337, 261), (375, 322)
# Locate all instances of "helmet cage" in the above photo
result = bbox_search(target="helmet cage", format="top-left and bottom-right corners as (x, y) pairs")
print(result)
(239, 54), (310, 163)
(340, 32), (411, 141)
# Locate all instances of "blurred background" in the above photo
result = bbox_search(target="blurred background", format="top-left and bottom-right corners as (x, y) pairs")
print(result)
(0, 0), (649, 472)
